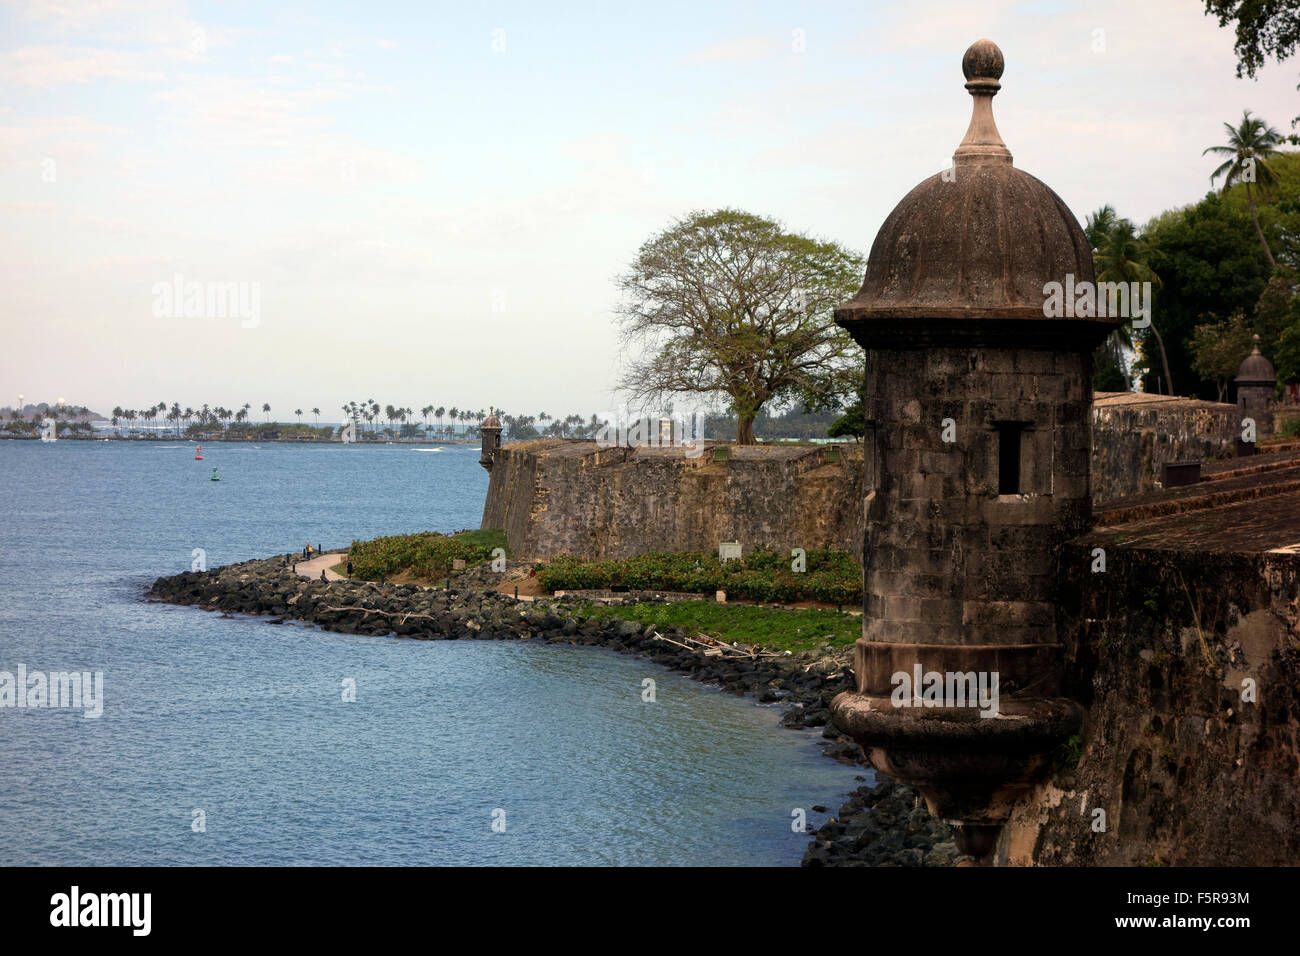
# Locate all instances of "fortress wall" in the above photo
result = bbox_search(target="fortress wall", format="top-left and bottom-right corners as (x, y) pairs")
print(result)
(482, 396), (1239, 564)
(1002, 544), (1300, 866)
(1091, 393), (1239, 506)
(482, 395), (1242, 562)
(481, 440), (865, 561)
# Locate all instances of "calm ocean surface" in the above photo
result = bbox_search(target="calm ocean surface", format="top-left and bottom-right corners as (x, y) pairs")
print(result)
(0, 439), (863, 865)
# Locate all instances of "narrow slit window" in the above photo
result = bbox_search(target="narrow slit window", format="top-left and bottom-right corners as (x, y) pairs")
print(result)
(997, 424), (1024, 495)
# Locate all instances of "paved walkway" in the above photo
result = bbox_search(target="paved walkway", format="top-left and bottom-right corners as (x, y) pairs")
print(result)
(291, 551), (539, 599)
(294, 551), (348, 582)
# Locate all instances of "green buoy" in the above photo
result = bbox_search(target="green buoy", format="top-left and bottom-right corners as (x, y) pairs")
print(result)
(210, 467), (220, 482)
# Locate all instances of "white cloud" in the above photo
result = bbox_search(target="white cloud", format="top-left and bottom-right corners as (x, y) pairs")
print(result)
(0, 45), (164, 86)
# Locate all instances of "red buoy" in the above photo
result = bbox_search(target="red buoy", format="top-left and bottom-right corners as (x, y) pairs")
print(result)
(195, 445), (203, 460)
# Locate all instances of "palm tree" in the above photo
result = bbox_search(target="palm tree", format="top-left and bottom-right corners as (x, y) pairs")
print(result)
(295, 408), (303, 423)
(1084, 205), (1119, 251)
(262, 403), (271, 423)
(312, 407), (320, 426)
(1093, 216), (1173, 394)
(1203, 110), (1283, 267)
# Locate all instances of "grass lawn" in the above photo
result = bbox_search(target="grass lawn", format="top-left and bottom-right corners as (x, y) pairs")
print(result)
(578, 600), (861, 655)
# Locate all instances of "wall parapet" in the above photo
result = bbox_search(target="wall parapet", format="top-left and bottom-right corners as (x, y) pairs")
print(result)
(480, 439), (864, 562)
(1092, 393), (1238, 506)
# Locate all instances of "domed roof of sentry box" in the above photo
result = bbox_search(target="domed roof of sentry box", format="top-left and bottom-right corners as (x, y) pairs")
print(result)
(1236, 335), (1277, 385)
(836, 39), (1121, 348)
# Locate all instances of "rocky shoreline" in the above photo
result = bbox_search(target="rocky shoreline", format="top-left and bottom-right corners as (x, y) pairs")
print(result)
(146, 554), (967, 866)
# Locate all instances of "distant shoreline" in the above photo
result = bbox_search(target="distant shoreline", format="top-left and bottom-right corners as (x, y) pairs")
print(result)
(0, 434), (478, 444)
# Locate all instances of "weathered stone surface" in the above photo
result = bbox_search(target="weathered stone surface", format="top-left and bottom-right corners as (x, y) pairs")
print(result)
(477, 401), (1217, 566)
(1236, 335), (1277, 440)
(857, 346), (1092, 651)
(1003, 543), (1300, 866)
(480, 439), (866, 562)
(1092, 392), (1238, 506)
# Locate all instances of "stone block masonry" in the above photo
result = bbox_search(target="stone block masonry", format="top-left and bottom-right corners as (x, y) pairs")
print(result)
(481, 396), (1246, 565)
(1002, 540), (1300, 866)
(1092, 392), (1238, 506)
(480, 439), (866, 562)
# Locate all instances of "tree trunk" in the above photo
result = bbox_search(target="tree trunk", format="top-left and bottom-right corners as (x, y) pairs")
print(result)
(1148, 320), (1174, 395)
(1245, 181), (1277, 269)
(737, 415), (756, 445)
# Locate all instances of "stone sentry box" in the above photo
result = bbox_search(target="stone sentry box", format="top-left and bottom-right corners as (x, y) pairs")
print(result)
(830, 39), (1121, 860)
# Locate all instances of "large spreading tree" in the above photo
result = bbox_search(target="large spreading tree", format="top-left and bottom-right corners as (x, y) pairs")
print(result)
(615, 208), (864, 444)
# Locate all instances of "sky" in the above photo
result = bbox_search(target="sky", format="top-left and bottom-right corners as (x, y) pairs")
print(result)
(2, 0), (1298, 421)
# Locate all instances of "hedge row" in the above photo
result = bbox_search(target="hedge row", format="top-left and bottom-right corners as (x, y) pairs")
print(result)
(537, 547), (862, 605)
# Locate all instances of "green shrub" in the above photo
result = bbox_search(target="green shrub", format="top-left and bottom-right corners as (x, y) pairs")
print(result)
(537, 546), (862, 605)
(348, 529), (508, 583)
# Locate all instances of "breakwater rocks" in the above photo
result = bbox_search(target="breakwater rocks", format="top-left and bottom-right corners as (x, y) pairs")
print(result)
(804, 782), (970, 867)
(147, 554), (960, 866)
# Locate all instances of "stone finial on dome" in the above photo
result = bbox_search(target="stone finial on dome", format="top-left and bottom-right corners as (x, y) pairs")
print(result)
(954, 38), (1012, 167)
(1236, 334), (1277, 385)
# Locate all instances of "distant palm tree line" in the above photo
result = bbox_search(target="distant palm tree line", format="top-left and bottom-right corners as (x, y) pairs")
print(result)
(4, 401), (95, 422)
(337, 403), (609, 441)
(1, 402), (97, 436)
(96, 401), (614, 441)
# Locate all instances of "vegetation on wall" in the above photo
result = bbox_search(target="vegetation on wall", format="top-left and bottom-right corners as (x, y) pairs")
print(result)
(580, 600), (860, 654)
(538, 547), (862, 605)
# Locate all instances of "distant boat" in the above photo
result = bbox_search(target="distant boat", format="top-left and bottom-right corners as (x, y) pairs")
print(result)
(195, 445), (203, 460)
(210, 467), (220, 482)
